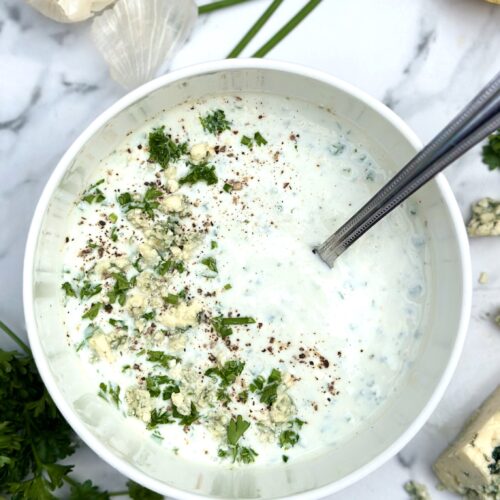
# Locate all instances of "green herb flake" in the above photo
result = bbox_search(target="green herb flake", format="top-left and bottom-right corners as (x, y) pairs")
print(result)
(254, 131), (268, 146)
(238, 390), (248, 403)
(241, 135), (253, 148)
(172, 402), (199, 426)
(109, 212), (118, 223)
(282, 455), (289, 463)
(148, 126), (188, 169)
(146, 350), (180, 369)
(81, 179), (105, 204)
(98, 382), (120, 407)
(61, 282), (76, 298)
(107, 272), (134, 306)
(82, 302), (102, 320)
(146, 374), (179, 400)
(179, 161), (218, 186)
(147, 409), (174, 430)
(157, 258), (185, 276)
(223, 283), (232, 291)
(117, 187), (162, 218)
(211, 316), (256, 338)
(211, 240), (218, 249)
(110, 226), (118, 242)
(223, 183), (233, 193)
(199, 109), (231, 135)
(164, 293), (181, 305)
(482, 130), (500, 171)
(79, 280), (102, 300)
(201, 256), (218, 273)
(250, 369), (281, 405)
(205, 360), (245, 387)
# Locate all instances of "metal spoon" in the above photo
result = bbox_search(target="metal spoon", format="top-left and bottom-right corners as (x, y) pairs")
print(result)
(316, 71), (500, 268)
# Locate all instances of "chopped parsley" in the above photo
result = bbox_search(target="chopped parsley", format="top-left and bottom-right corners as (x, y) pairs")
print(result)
(164, 291), (186, 305)
(238, 390), (248, 403)
(282, 455), (289, 463)
(146, 350), (180, 369)
(172, 402), (199, 426)
(156, 258), (185, 275)
(179, 161), (218, 186)
(82, 302), (102, 320)
(223, 182), (233, 193)
(98, 382), (120, 407)
(146, 375), (180, 400)
(148, 409), (174, 429)
(218, 415), (257, 464)
(210, 240), (218, 249)
(108, 212), (118, 223)
(107, 272), (135, 306)
(223, 283), (232, 290)
(211, 316), (256, 338)
(241, 135), (253, 148)
(79, 280), (102, 300)
(81, 179), (105, 204)
(110, 226), (118, 242)
(482, 129), (500, 171)
(250, 368), (281, 405)
(201, 256), (218, 273)
(148, 126), (188, 168)
(254, 131), (267, 146)
(117, 187), (162, 218)
(205, 360), (245, 387)
(199, 109), (231, 135)
(141, 311), (155, 321)
(279, 418), (304, 450)
(109, 318), (127, 329)
(61, 282), (76, 297)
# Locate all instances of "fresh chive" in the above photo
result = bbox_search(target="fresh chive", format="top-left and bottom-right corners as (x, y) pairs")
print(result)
(241, 135), (253, 148)
(198, 0), (253, 14)
(254, 131), (268, 146)
(252, 0), (322, 58)
(227, 0), (283, 58)
(223, 183), (233, 193)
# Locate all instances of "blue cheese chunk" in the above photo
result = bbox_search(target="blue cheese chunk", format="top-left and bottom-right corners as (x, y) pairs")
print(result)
(125, 387), (153, 423)
(434, 386), (500, 499)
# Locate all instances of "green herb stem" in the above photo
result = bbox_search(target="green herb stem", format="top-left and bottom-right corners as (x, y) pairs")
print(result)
(252, 0), (322, 58)
(0, 320), (31, 355)
(227, 0), (283, 58)
(199, 0), (253, 14)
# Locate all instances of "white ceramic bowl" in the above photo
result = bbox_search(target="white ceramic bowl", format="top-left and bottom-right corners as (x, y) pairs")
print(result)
(24, 59), (471, 499)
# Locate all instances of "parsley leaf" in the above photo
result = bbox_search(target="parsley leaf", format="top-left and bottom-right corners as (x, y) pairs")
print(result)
(172, 402), (199, 426)
(98, 382), (120, 407)
(82, 302), (102, 320)
(211, 316), (256, 338)
(201, 256), (218, 273)
(482, 129), (500, 171)
(254, 131), (267, 146)
(179, 161), (218, 186)
(156, 259), (185, 276)
(148, 126), (188, 169)
(81, 179), (105, 204)
(117, 187), (162, 218)
(250, 368), (281, 405)
(146, 375), (179, 400)
(68, 479), (110, 499)
(227, 415), (250, 446)
(79, 281), (102, 300)
(146, 351), (180, 368)
(241, 135), (253, 148)
(147, 409), (174, 430)
(205, 360), (245, 387)
(107, 272), (135, 306)
(127, 479), (163, 500)
(199, 109), (231, 135)
(61, 282), (76, 298)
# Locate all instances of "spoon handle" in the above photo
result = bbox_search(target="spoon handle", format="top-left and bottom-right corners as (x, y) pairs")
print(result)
(317, 72), (500, 267)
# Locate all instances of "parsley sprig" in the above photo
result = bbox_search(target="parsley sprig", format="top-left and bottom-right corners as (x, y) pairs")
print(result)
(148, 126), (188, 169)
(199, 109), (231, 135)
(179, 161), (218, 186)
(0, 320), (162, 499)
(482, 129), (500, 171)
(218, 415), (257, 464)
(250, 368), (281, 405)
(81, 179), (105, 204)
(211, 316), (256, 338)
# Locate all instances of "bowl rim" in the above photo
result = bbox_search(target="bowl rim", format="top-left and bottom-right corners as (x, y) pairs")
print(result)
(23, 58), (472, 499)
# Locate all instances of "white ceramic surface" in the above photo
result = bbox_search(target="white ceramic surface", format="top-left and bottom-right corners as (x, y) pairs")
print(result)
(23, 59), (471, 499)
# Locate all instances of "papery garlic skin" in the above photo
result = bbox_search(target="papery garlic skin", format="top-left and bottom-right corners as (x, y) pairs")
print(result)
(91, 0), (198, 90)
(26, 0), (115, 23)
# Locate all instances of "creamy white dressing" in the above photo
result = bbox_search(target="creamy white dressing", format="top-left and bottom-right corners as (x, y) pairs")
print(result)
(61, 93), (429, 466)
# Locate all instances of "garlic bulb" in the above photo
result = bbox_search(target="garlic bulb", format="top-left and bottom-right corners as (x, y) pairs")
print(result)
(91, 0), (198, 90)
(26, 0), (115, 23)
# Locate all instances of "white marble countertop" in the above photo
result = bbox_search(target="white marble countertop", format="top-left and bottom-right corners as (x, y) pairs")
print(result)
(1, 0), (500, 498)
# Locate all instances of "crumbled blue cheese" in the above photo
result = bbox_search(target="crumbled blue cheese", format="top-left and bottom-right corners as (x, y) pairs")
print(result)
(125, 387), (153, 423)
(88, 332), (116, 363)
(157, 301), (201, 329)
(403, 480), (431, 500)
(270, 391), (296, 424)
(190, 143), (211, 162)
(434, 386), (500, 499)
(467, 198), (500, 237)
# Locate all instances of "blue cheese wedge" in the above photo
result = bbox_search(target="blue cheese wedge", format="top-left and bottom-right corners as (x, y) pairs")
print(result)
(434, 386), (500, 499)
